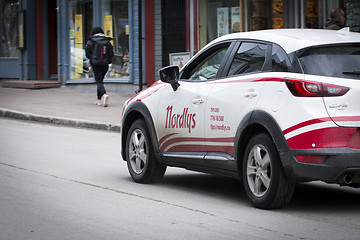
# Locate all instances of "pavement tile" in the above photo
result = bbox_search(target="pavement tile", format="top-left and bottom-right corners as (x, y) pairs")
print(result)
(0, 84), (135, 131)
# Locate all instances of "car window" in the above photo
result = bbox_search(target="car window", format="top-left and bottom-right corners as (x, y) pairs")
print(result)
(298, 44), (360, 80)
(228, 42), (267, 76)
(188, 46), (229, 81)
(272, 44), (290, 72)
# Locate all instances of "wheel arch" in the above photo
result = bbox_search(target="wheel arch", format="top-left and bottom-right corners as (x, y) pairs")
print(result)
(121, 101), (161, 162)
(234, 110), (289, 176)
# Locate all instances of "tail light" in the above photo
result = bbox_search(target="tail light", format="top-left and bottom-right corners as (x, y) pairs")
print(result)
(285, 79), (350, 97)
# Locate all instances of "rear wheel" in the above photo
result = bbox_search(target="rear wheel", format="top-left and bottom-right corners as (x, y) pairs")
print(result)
(125, 119), (166, 183)
(242, 133), (295, 209)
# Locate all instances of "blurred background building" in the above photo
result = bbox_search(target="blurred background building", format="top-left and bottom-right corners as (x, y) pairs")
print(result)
(1, 0), (359, 90)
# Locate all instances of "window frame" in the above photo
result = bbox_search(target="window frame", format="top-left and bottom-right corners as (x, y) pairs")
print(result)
(222, 40), (273, 78)
(271, 43), (292, 73)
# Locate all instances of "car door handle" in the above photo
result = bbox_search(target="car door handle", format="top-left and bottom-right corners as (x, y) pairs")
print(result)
(192, 97), (205, 105)
(244, 90), (258, 99)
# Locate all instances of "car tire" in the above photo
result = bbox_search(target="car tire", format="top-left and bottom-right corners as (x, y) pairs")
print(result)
(242, 133), (295, 209)
(125, 119), (166, 183)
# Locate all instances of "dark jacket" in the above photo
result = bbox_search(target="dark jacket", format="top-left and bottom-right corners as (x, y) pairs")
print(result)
(85, 33), (114, 65)
(325, 19), (344, 30)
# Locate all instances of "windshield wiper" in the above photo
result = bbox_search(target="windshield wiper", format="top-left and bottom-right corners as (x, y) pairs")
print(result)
(342, 70), (360, 75)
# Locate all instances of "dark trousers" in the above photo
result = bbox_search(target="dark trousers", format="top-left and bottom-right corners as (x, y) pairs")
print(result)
(92, 65), (108, 99)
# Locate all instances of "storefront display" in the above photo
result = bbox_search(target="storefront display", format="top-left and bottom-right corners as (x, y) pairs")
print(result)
(251, 0), (269, 30)
(272, 0), (283, 29)
(306, 0), (323, 29)
(69, 0), (93, 80)
(217, 7), (229, 37)
(250, 0), (284, 30)
(198, 0), (287, 49)
(198, 0), (240, 49)
(216, 7), (241, 37)
(231, 7), (241, 32)
(102, 0), (130, 79)
(68, 0), (129, 81)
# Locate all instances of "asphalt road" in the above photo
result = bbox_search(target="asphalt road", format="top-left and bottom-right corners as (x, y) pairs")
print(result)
(0, 118), (359, 240)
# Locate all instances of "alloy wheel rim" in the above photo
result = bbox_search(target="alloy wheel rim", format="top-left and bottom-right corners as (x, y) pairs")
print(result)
(246, 144), (271, 197)
(128, 129), (147, 174)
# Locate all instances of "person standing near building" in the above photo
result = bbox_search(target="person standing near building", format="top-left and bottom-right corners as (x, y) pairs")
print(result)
(326, 8), (346, 30)
(85, 27), (114, 107)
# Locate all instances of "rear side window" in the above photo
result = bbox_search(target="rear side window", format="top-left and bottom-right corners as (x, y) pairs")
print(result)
(298, 44), (360, 80)
(228, 42), (267, 76)
(272, 44), (291, 72)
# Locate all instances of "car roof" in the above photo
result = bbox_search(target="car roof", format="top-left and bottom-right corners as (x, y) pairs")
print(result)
(211, 28), (360, 54)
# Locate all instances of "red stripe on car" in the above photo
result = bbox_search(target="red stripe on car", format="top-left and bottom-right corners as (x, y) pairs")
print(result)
(287, 127), (359, 150)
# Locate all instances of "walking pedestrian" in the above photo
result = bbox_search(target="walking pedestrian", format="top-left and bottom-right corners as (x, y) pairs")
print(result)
(325, 8), (346, 30)
(85, 27), (114, 107)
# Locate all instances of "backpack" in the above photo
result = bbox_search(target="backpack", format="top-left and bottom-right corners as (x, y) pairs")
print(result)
(91, 40), (112, 66)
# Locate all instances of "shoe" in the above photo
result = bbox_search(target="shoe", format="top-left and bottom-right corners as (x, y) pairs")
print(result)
(94, 99), (101, 106)
(102, 94), (109, 107)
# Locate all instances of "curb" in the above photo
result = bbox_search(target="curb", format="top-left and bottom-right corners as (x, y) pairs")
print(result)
(0, 108), (120, 132)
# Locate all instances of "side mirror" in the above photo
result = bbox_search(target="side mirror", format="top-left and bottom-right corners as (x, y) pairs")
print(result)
(159, 65), (180, 91)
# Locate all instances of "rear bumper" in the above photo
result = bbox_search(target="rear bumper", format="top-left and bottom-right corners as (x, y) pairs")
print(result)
(280, 148), (360, 186)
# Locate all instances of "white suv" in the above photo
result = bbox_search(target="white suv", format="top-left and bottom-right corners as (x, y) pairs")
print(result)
(121, 29), (360, 209)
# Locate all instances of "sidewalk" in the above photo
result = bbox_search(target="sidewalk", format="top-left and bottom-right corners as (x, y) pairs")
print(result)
(0, 84), (136, 132)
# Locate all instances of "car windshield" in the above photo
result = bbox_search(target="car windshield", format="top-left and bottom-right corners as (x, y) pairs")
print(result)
(298, 44), (360, 80)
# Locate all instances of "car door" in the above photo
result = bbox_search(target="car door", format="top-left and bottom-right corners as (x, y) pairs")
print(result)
(204, 41), (271, 170)
(156, 42), (234, 166)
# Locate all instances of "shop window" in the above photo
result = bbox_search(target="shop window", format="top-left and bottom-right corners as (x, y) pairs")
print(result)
(197, 0), (287, 48)
(251, 0), (270, 30)
(272, 0), (284, 29)
(102, 0), (129, 79)
(250, 0), (284, 30)
(306, 0), (324, 29)
(69, 0), (93, 80)
(198, 0), (240, 48)
(1, 0), (20, 58)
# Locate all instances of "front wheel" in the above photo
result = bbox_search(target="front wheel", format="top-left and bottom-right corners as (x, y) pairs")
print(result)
(242, 133), (295, 209)
(125, 119), (166, 183)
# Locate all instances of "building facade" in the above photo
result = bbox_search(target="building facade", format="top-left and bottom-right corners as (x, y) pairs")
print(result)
(1, 0), (360, 88)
